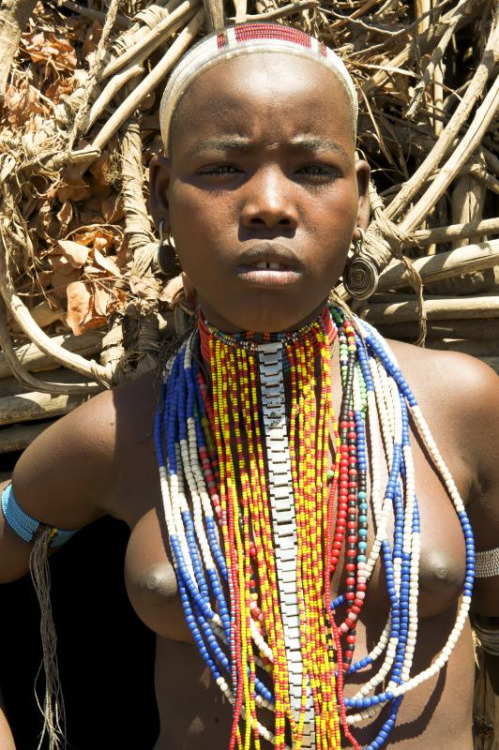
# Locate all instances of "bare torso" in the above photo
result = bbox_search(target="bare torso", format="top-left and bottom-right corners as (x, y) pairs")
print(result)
(7, 336), (496, 749)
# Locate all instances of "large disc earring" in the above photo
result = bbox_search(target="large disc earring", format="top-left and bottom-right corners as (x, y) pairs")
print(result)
(342, 229), (379, 300)
(156, 220), (180, 276)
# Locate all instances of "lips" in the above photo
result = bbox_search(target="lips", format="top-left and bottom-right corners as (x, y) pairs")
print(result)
(235, 243), (303, 288)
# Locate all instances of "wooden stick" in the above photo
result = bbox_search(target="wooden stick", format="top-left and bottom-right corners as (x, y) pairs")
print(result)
(366, 295), (499, 324)
(0, 390), (87, 427)
(69, 0), (126, 147)
(231, 0), (318, 22)
(406, 0), (472, 120)
(403, 217), (499, 247)
(400, 74), (499, 233)
(85, 63), (144, 133)
(0, 0), (37, 98)
(330, 0), (381, 30)
(0, 420), (57, 454)
(0, 368), (96, 396)
(203, 0), (224, 30)
(377, 318), (499, 342)
(0, 299), (103, 395)
(100, 0), (200, 80)
(88, 10), (204, 157)
(385, 15), (498, 221)
(122, 118), (154, 252)
(60, 0), (131, 28)
(378, 240), (499, 291)
(0, 232), (111, 385)
(0, 331), (104, 379)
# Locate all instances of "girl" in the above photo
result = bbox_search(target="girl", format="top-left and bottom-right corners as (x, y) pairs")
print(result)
(2, 23), (499, 750)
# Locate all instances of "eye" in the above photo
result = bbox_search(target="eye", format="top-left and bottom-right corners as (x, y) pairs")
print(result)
(197, 164), (243, 178)
(296, 164), (340, 180)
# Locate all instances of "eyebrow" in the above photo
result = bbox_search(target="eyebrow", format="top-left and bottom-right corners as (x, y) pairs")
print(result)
(185, 135), (350, 160)
(186, 137), (253, 158)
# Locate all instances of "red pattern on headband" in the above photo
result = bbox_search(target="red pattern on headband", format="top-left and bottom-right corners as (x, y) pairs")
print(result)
(234, 23), (312, 47)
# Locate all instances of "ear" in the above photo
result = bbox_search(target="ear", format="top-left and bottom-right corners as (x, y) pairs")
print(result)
(149, 154), (172, 231)
(353, 158), (371, 239)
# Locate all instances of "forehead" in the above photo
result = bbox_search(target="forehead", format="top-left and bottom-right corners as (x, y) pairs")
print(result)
(169, 53), (356, 154)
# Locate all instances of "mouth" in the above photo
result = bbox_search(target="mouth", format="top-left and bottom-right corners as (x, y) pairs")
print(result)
(235, 243), (303, 288)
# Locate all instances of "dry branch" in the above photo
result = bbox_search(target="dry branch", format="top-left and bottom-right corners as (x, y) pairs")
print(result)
(88, 9), (204, 157)
(385, 14), (499, 222)
(0, 419), (57, 453)
(0, 0), (37, 98)
(400, 75), (499, 233)
(0, 299), (103, 394)
(0, 331), (104, 379)
(378, 240), (499, 291)
(403, 217), (499, 247)
(366, 295), (499, 324)
(100, 0), (200, 81)
(0, 260), (112, 385)
(0, 389), (87, 426)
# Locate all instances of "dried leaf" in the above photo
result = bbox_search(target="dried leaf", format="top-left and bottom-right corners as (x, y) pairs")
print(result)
(57, 178), (92, 203)
(4, 79), (44, 127)
(93, 285), (111, 317)
(57, 201), (74, 233)
(49, 267), (81, 300)
(102, 195), (124, 223)
(73, 227), (115, 250)
(93, 248), (121, 277)
(25, 31), (77, 71)
(160, 274), (184, 305)
(57, 240), (89, 268)
(66, 281), (92, 335)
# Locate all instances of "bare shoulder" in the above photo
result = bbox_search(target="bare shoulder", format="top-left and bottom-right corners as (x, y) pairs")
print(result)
(11, 367), (160, 529)
(387, 338), (499, 493)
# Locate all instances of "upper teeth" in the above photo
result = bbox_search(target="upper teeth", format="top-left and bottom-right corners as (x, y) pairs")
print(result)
(255, 261), (283, 270)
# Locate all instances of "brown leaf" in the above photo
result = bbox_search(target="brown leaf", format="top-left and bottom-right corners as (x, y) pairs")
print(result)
(66, 281), (92, 335)
(82, 21), (102, 59)
(93, 285), (110, 317)
(50, 255), (77, 276)
(101, 195), (124, 223)
(25, 31), (77, 71)
(160, 274), (184, 305)
(93, 248), (121, 277)
(57, 178), (92, 204)
(4, 79), (44, 127)
(57, 240), (89, 268)
(57, 201), (73, 233)
(73, 227), (115, 250)
(50, 268), (81, 300)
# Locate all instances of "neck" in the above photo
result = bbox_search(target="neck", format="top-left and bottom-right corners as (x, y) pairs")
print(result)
(197, 304), (336, 364)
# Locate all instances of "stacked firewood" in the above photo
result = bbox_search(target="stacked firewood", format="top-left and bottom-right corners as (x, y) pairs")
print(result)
(0, 0), (497, 456)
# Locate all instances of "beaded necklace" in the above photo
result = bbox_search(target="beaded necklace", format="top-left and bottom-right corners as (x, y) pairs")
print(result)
(154, 305), (474, 750)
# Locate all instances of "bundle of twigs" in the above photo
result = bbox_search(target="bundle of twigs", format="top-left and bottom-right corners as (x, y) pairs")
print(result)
(0, 0), (497, 457)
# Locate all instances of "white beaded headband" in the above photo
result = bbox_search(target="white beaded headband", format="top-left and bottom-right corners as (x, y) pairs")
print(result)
(159, 23), (359, 155)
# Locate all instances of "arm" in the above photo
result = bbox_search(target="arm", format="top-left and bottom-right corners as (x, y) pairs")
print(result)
(0, 688), (15, 750)
(458, 358), (499, 698)
(0, 386), (117, 583)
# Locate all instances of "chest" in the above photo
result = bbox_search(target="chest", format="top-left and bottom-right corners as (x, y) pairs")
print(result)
(123, 423), (469, 643)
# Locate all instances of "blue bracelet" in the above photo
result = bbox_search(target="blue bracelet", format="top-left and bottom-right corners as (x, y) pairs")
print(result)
(1, 483), (78, 547)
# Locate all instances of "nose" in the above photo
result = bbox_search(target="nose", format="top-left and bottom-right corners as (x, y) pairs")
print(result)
(240, 167), (298, 230)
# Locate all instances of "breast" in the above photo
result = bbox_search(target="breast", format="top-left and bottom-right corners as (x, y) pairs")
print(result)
(124, 508), (192, 642)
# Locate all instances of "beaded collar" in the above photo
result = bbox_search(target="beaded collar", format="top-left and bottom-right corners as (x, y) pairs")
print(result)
(154, 305), (474, 750)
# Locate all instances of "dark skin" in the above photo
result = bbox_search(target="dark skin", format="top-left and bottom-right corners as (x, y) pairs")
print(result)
(2, 53), (499, 749)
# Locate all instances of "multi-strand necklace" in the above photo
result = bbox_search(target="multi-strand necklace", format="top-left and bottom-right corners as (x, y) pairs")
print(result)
(154, 305), (475, 750)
